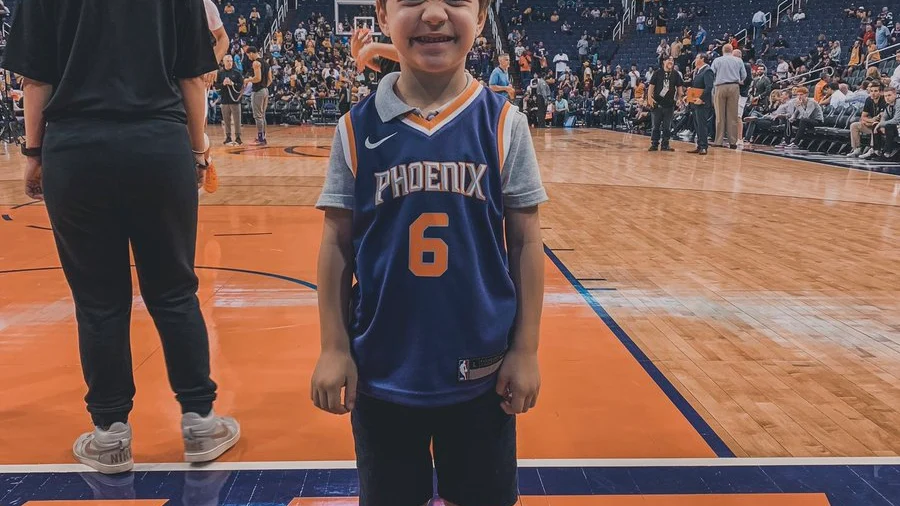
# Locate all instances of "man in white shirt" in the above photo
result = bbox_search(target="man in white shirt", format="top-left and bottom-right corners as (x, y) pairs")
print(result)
(553, 52), (570, 78)
(830, 83), (849, 108)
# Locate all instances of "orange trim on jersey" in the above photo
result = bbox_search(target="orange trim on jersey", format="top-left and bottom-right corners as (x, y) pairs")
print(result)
(404, 79), (481, 130)
(343, 114), (357, 175)
(497, 101), (512, 171)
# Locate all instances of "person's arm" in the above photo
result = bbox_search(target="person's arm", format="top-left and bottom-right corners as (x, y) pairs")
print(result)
(245, 60), (263, 84)
(179, 76), (211, 155)
(311, 125), (358, 415)
(647, 82), (656, 106)
(21, 79), (52, 199)
(496, 111), (547, 414)
(355, 41), (399, 72)
(212, 26), (230, 63)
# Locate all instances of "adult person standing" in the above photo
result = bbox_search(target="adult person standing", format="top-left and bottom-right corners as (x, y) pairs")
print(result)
(245, 46), (273, 146)
(216, 55), (244, 146)
(687, 53), (715, 155)
(2, 0), (240, 474)
(647, 55), (685, 151)
(489, 53), (516, 101)
(711, 43), (746, 148)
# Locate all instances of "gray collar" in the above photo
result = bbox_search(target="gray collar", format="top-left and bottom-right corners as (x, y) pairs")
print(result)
(374, 72), (474, 123)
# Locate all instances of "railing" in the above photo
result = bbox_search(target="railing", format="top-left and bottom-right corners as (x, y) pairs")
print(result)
(613, 0), (636, 41)
(264, 0), (289, 52)
(488, 6), (503, 54)
(735, 28), (748, 48)
(775, 0), (791, 26)
(865, 41), (900, 68)
(773, 66), (834, 87)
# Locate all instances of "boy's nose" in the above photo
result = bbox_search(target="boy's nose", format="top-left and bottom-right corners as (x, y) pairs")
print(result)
(421, 0), (449, 25)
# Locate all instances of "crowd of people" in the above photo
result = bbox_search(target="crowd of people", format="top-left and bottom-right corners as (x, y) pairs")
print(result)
(206, 7), (497, 133)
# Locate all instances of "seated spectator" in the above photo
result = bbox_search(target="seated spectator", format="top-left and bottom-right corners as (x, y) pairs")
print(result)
(550, 11), (560, 22)
(892, 22), (900, 44)
(562, 21), (572, 34)
(892, 53), (900, 90)
(830, 40), (842, 62)
(224, 2), (235, 14)
(829, 83), (850, 107)
(875, 19), (891, 49)
(875, 86), (899, 158)
(786, 87), (823, 147)
(793, 8), (806, 21)
(773, 34), (788, 49)
(745, 89), (793, 142)
(848, 81), (886, 157)
(553, 93), (570, 126)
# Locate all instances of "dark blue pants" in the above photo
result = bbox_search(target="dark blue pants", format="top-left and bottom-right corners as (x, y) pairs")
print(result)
(692, 104), (711, 149)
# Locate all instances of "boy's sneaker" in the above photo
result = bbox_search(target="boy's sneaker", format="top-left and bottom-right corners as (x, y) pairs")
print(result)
(73, 422), (134, 475)
(223, 137), (232, 145)
(846, 147), (862, 157)
(182, 411), (240, 463)
(235, 137), (243, 145)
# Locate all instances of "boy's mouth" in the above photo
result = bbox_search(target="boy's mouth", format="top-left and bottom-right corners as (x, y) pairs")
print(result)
(411, 35), (456, 44)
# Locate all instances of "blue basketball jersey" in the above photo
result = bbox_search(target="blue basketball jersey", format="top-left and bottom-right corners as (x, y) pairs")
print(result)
(339, 79), (519, 407)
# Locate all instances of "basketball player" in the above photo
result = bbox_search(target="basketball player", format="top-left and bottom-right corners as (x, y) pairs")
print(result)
(2, 0), (239, 474)
(311, 0), (548, 504)
(244, 47), (272, 145)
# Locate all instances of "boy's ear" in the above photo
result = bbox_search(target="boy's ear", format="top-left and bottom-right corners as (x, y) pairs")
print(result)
(476, 8), (487, 35)
(376, 0), (391, 38)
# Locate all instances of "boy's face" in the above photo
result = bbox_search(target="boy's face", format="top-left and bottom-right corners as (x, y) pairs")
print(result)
(377, 0), (486, 74)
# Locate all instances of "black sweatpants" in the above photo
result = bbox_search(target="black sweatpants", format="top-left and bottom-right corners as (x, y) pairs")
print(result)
(650, 105), (675, 147)
(42, 118), (217, 427)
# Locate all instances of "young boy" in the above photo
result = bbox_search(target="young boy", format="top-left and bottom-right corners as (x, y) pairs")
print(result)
(312, 0), (547, 504)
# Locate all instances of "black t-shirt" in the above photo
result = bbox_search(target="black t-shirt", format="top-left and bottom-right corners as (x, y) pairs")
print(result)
(863, 97), (886, 118)
(650, 68), (684, 106)
(1, 0), (216, 124)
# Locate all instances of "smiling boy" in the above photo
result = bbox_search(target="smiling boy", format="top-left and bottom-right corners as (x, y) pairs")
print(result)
(310, 0), (548, 504)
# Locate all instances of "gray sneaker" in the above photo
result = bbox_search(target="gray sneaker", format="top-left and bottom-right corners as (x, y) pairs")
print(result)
(73, 422), (134, 474)
(182, 411), (240, 463)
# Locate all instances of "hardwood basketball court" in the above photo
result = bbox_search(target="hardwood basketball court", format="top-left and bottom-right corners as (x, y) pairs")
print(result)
(0, 126), (898, 505)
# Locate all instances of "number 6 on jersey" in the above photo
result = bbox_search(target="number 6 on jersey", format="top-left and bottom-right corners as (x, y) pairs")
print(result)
(409, 213), (449, 277)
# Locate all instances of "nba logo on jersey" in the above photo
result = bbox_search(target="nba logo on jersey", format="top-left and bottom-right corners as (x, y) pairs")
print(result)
(458, 360), (470, 381)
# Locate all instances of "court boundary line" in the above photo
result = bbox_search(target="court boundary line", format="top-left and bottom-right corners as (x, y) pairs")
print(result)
(543, 245), (736, 458)
(2, 457), (900, 474)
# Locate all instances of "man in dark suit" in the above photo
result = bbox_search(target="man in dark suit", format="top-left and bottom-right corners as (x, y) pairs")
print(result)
(688, 53), (715, 154)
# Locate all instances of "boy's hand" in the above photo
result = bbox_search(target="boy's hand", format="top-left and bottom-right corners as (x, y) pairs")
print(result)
(311, 348), (358, 414)
(496, 348), (541, 415)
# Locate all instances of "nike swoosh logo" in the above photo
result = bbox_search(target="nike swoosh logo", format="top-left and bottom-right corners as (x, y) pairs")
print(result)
(365, 133), (397, 149)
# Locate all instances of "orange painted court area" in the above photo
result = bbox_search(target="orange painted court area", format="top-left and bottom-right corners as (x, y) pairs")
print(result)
(0, 205), (713, 464)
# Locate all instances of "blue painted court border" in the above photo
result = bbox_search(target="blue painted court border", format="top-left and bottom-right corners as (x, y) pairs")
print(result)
(543, 245), (735, 458)
(1, 465), (897, 505)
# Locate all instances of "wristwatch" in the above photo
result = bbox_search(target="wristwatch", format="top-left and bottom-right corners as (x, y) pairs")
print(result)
(21, 145), (42, 157)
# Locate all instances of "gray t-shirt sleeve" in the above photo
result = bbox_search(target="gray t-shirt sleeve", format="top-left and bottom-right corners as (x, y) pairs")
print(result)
(315, 127), (355, 210)
(501, 109), (549, 208)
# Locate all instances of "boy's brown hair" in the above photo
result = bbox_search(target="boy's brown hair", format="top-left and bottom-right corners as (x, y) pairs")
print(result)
(376, 0), (493, 15)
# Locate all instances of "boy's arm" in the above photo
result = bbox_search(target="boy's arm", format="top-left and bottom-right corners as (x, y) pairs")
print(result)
(496, 109), (549, 415)
(311, 124), (358, 415)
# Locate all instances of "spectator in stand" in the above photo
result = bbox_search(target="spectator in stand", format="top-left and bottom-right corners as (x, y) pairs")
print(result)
(749, 66), (772, 109)
(831, 83), (850, 107)
(792, 8), (806, 22)
(647, 55), (684, 151)
(892, 53), (900, 90)
(892, 22), (900, 45)
(656, 7), (668, 35)
(875, 19), (892, 49)
(519, 50), (533, 85)
(553, 93), (570, 126)
(866, 40), (881, 63)
(862, 24), (875, 47)
(744, 89), (793, 142)
(696, 26), (707, 48)
(711, 43), (747, 148)
(877, 6), (893, 25)
(848, 81), (886, 158)
(819, 83), (837, 106)
(830, 40), (842, 62)
(657, 38), (670, 59)
(814, 71), (833, 103)
(876, 86), (899, 158)
(553, 51), (570, 78)
(636, 12), (647, 31)
(774, 34), (788, 50)
(577, 35), (589, 60)
(733, 49), (753, 147)
(786, 87), (823, 147)
(489, 54), (515, 101)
